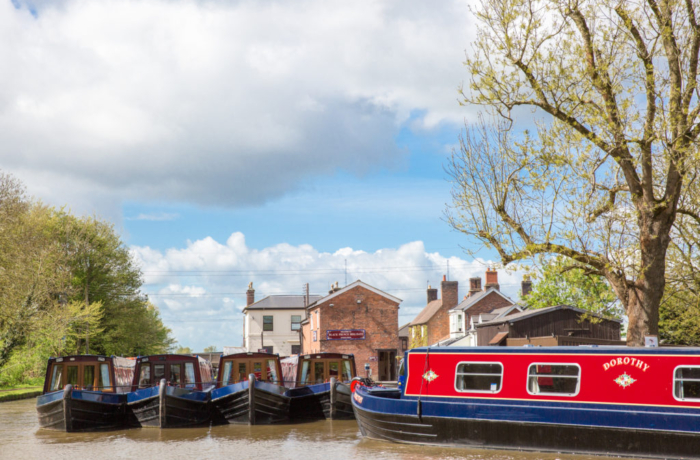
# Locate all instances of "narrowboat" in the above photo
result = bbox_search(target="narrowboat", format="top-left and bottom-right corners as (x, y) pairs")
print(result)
(352, 346), (700, 458)
(211, 352), (288, 425)
(282, 353), (356, 421)
(36, 355), (135, 432)
(126, 354), (214, 428)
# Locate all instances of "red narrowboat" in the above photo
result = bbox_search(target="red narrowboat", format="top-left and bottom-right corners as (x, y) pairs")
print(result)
(282, 353), (357, 421)
(126, 354), (214, 428)
(36, 355), (135, 432)
(211, 352), (288, 425)
(352, 346), (700, 458)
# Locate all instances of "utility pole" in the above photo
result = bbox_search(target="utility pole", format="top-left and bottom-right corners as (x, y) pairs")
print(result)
(85, 256), (89, 355)
(447, 260), (450, 281)
(344, 259), (347, 286)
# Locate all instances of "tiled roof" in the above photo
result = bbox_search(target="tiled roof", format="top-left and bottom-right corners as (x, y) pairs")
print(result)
(475, 304), (622, 327)
(451, 287), (514, 312)
(410, 299), (442, 325)
(244, 295), (322, 311)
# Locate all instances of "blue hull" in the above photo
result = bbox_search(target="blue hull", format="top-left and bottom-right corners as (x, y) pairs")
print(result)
(352, 385), (700, 459)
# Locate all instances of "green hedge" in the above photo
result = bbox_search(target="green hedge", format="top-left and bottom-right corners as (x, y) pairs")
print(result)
(0, 388), (42, 403)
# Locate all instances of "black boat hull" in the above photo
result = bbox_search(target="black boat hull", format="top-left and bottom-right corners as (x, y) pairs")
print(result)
(288, 379), (355, 421)
(127, 380), (211, 428)
(212, 378), (290, 425)
(353, 395), (700, 459)
(37, 386), (126, 432)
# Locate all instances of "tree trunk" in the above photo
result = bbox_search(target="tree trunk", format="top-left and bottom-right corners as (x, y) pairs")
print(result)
(623, 209), (675, 346)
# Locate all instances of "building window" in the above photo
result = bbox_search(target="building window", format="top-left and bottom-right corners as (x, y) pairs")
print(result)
(291, 345), (301, 355)
(674, 367), (700, 400)
(455, 362), (503, 393)
(527, 364), (580, 396)
(291, 315), (301, 331)
(457, 314), (463, 332)
(263, 316), (273, 331)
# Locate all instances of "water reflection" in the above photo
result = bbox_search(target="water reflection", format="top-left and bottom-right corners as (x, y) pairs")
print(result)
(0, 398), (633, 460)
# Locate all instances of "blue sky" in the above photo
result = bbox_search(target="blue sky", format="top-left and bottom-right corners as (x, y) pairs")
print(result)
(3, 0), (527, 350)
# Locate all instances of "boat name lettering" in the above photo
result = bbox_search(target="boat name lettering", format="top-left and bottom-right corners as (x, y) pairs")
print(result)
(353, 392), (363, 404)
(603, 357), (649, 372)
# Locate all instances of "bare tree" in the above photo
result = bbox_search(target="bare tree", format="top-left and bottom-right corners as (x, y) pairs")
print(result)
(449, 0), (700, 345)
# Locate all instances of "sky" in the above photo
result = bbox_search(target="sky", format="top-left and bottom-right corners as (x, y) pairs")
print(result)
(3, 0), (528, 350)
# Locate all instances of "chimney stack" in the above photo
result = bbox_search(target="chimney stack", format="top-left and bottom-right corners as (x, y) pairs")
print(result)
(485, 268), (500, 291)
(441, 275), (459, 310)
(521, 275), (532, 298)
(246, 282), (255, 306)
(468, 277), (482, 297)
(427, 285), (438, 303)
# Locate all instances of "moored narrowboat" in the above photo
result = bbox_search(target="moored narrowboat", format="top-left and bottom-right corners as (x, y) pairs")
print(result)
(126, 354), (214, 428)
(282, 353), (356, 420)
(352, 346), (700, 458)
(36, 355), (135, 432)
(211, 352), (288, 425)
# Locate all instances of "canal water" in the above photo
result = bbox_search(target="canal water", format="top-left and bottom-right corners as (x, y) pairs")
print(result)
(0, 398), (631, 460)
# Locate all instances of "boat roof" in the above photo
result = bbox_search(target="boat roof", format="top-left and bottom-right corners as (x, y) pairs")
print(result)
(220, 351), (280, 360)
(408, 346), (700, 355)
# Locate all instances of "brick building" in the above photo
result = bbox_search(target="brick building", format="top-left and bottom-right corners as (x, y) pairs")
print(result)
(300, 280), (401, 381)
(408, 276), (459, 348)
(447, 269), (517, 345)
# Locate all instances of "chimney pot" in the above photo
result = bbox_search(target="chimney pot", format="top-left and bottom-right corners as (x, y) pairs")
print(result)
(246, 282), (255, 306)
(485, 268), (500, 291)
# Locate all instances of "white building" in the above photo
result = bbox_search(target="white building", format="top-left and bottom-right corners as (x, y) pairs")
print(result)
(242, 285), (321, 356)
(449, 305), (523, 347)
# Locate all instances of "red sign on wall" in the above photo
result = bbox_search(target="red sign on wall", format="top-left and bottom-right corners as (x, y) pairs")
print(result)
(326, 329), (366, 340)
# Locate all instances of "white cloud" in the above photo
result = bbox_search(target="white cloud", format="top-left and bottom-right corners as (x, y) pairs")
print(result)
(2, 0), (476, 215)
(128, 212), (180, 221)
(132, 232), (524, 350)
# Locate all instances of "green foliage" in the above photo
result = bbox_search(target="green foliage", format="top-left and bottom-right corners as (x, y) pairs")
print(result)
(524, 257), (622, 320)
(203, 345), (217, 353)
(0, 171), (176, 385)
(175, 346), (192, 354)
(659, 292), (700, 346)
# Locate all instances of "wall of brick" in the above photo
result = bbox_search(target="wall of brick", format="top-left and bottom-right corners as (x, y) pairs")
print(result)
(301, 285), (399, 379)
(426, 280), (458, 344)
(465, 291), (514, 326)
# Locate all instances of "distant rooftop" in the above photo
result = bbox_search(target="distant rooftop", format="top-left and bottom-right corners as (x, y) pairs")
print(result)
(244, 294), (322, 311)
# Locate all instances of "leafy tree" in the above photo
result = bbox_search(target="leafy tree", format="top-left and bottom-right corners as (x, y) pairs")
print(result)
(175, 346), (193, 354)
(524, 257), (622, 319)
(203, 345), (217, 353)
(448, 0), (700, 345)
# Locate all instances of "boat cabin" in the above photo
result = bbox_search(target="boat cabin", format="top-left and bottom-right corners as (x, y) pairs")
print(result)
(132, 354), (213, 391)
(400, 346), (700, 408)
(217, 352), (283, 387)
(281, 353), (356, 388)
(43, 355), (135, 394)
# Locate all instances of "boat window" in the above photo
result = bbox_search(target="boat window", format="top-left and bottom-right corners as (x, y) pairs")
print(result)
(154, 364), (165, 382)
(329, 362), (339, 379)
(170, 364), (182, 385)
(221, 361), (232, 385)
(184, 362), (196, 384)
(455, 362), (503, 393)
(51, 364), (63, 391)
(342, 360), (353, 381)
(139, 364), (151, 388)
(267, 360), (279, 383)
(674, 367), (700, 400)
(398, 359), (405, 378)
(314, 362), (325, 383)
(84, 365), (96, 390)
(300, 360), (311, 384)
(253, 362), (263, 380)
(67, 366), (79, 387)
(527, 364), (580, 396)
(99, 364), (111, 390)
(237, 362), (247, 382)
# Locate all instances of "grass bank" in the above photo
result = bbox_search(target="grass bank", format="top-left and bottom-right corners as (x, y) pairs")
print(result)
(0, 387), (42, 402)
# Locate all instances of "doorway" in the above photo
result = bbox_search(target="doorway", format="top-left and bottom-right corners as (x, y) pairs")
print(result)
(377, 350), (397, 381)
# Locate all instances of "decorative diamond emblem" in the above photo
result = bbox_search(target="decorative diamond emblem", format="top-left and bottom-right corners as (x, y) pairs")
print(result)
(423, 370), (438, 382)
(614, 372), (636, 389)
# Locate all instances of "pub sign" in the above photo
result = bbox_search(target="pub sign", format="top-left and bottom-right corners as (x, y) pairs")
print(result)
(326, 329), (366, 340)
